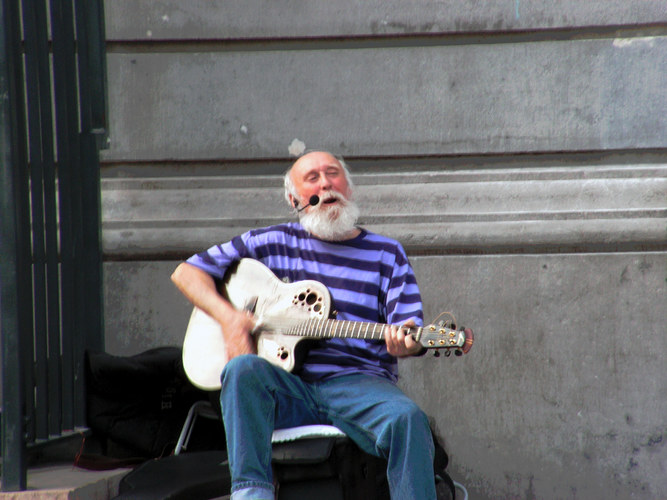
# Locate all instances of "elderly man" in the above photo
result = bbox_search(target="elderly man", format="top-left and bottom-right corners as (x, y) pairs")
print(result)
(171, 151), (437, 499)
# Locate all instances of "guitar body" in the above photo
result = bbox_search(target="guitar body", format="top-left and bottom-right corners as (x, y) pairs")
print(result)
(182, 259), (331, 390)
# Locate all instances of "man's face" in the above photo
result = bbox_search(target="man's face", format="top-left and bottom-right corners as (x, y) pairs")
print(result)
(289, 152), (352, 213)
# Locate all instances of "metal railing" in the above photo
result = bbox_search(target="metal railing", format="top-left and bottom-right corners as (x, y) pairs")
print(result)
(0, 0), (107, 490)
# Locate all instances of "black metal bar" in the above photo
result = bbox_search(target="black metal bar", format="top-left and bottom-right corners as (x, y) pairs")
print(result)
(37, 0), (64, 438)
(1, 0), (30, 490)
(83, 0), (109, 149)
(49, 0), (80, 432)
(70, 0), (105, 426)
(24, 0), (63, 440)
(21, 0), (50, 441)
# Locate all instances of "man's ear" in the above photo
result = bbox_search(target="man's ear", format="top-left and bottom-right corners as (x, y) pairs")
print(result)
(289, 194), (299, 208)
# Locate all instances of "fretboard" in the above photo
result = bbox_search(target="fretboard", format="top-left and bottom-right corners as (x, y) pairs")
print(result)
(285, 318), (421, 341)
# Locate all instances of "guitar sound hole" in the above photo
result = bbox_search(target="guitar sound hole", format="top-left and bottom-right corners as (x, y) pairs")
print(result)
(306, 292), (318, 305)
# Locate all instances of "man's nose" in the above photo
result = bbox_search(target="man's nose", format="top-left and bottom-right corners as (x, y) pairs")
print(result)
(318, 173), (332, 190)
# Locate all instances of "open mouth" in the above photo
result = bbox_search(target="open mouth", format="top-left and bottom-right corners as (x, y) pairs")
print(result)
(323, 197), (339, 204)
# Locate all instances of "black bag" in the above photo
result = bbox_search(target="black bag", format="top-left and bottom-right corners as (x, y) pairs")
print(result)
(85, 347), (224, 459)
(272, 436), (389, 500)
(272, 431), (455, 500)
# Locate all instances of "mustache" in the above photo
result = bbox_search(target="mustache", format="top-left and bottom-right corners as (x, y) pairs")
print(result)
(313, 190), (347, 208)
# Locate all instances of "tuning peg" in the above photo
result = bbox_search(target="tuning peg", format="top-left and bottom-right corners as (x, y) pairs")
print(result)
(444, 350), (451, 357)
(455, 349), (463, 357)
(433, 350), (440, 357)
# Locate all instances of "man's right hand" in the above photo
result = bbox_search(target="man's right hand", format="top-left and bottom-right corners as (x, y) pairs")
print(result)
(222, 309), (258, 360)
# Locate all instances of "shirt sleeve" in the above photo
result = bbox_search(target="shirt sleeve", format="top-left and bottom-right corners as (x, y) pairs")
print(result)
(384, 245), (424, 327)
(185, 234), (253, 279)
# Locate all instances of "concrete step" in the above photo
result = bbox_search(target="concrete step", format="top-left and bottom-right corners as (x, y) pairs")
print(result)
(0, 464), (131, 500)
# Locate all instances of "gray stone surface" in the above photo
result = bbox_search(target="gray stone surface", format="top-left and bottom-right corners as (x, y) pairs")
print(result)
(105, 0), (666, 40)
(402, 253), (667, 499)
(101, 35), (667, 161)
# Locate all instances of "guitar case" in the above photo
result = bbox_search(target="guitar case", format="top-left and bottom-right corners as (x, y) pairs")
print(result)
(113, 450), (230, 500)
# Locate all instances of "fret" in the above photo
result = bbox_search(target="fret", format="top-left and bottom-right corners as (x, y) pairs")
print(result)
(316, 320), (326, 338)
(413, 326), (422, 342)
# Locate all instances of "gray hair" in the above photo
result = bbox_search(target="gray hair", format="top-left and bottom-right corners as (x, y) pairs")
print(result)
(283, 151), (354, 208)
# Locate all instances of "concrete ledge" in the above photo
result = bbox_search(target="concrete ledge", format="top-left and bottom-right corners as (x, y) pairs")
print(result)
(101, 164), (667, 259)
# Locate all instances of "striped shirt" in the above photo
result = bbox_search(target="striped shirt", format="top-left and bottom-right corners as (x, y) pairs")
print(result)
(186, 222), (423, 382)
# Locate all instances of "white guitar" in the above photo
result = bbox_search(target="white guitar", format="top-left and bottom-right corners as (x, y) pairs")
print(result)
(182, 259), (473, 390)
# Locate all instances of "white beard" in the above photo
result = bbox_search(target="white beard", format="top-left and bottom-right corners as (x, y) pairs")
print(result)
(298, 192), (360, 241)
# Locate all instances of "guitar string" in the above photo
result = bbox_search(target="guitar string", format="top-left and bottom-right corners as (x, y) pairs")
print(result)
(258, 317), (417, 340)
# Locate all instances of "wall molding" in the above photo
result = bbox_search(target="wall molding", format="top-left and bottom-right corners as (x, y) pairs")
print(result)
(102, 163), (667, 259)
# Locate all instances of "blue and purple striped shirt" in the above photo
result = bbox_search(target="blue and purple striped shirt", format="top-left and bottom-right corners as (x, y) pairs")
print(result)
(186, 222), (423, 382)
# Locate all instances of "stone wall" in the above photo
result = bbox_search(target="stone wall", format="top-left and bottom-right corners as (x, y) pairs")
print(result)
(101, 2), (667, 497)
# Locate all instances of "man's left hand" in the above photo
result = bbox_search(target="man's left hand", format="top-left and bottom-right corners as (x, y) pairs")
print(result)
(384, 320), (424, 358)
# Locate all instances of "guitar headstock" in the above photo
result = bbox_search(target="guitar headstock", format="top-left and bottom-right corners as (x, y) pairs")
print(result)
(417, 322), (474, 357)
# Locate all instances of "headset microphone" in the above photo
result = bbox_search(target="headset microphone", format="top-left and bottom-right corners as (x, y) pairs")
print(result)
(297, 195), (320, 212)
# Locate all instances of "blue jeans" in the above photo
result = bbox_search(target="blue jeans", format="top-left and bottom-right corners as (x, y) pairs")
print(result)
(220, 355), (436, 500)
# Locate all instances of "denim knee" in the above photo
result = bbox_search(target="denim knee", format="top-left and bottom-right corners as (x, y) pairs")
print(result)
(222, 354), (267, 384)
(398, 402), (429, 427)
(389, 402), (433, 449)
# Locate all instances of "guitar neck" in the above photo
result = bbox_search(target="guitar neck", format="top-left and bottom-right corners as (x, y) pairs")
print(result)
(285, 318), (421, 341)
